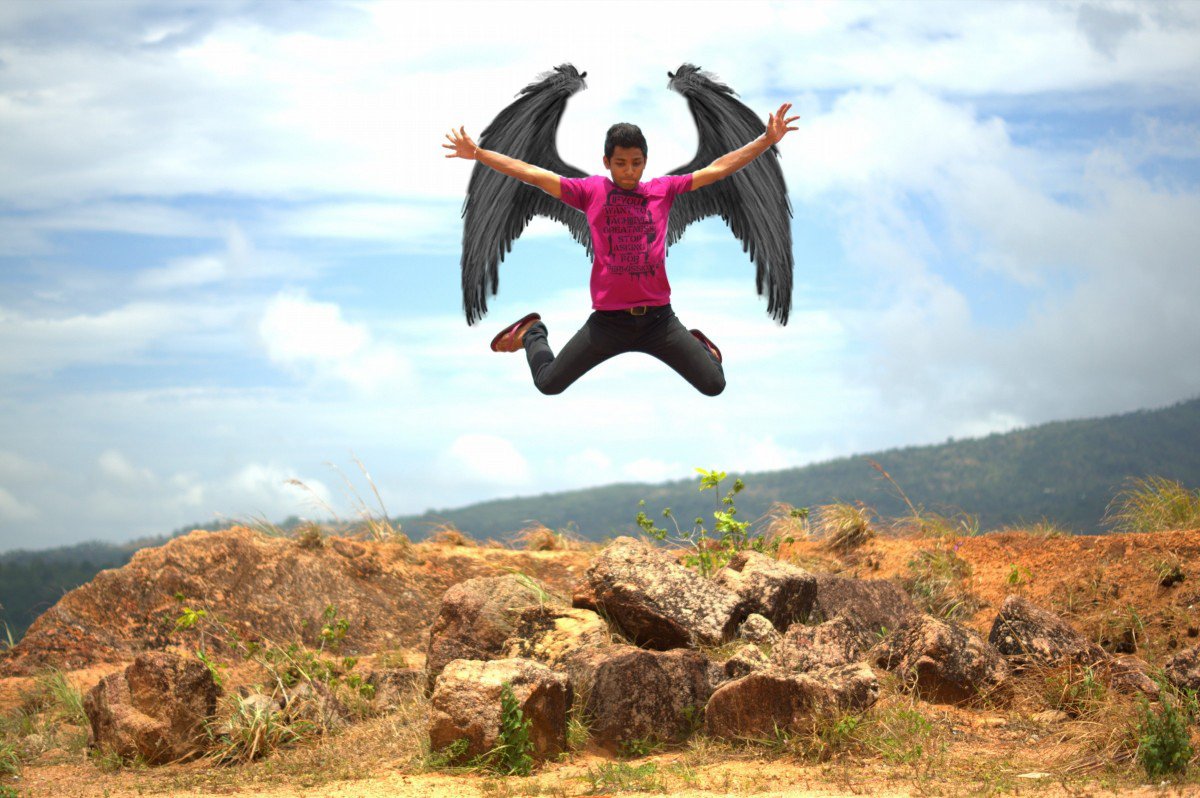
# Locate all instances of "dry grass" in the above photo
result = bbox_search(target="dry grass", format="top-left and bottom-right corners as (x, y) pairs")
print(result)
(426, 521), (477, 547)
(1105, 476), (1200, 533)
(812, 501), (876, 552)
(511, 522), (583, 552)
(758, 502), (810, 551)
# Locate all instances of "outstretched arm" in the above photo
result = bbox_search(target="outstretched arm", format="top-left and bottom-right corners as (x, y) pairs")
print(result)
(443, 126), (563, 199)
(689, 103), (799, 191)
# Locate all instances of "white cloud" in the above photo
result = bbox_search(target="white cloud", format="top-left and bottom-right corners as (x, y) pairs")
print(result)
(258, 290), (415, 392)
(438, 434), (532, 489)
(0, 300), (238, 377)
(0, 486), (39, 522)
(98, 449), (155, 486)
(624, 458), (687, 483)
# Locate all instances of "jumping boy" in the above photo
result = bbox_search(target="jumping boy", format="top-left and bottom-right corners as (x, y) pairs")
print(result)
(442, 102), (798, 396)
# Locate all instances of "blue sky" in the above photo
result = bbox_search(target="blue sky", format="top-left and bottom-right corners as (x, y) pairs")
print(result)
(2, 0), (1199, 551)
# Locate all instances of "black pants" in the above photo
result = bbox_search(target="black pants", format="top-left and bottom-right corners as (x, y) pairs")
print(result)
(523, 304), (725, 396)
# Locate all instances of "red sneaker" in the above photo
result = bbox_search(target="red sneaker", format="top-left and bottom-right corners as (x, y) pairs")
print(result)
(690, 329), (722, 364)
(490, 312), (542, 352)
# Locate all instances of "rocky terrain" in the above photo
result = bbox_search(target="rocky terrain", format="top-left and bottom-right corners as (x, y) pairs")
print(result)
(2, 523), (1200, 797)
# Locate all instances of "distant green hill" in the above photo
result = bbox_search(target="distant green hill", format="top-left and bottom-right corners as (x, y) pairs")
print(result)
(3, 397), (1198, 644)
(396, 397), (1200, 542)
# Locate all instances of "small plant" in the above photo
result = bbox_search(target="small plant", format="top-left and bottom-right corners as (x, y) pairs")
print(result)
(617, 735), (661, 759)
(0, 740), (19, 777)
(638, 469), (786, 577)
(813, 501), (875, 552)
(1, 621), (15, 651)
(1104, 476), (1200, 533)
(209, 695), (309, 764)
(582, 761), (666, 794)
(1136, 688), (1193, 779)
(1044, 664), (1106, 716)
(485, 682), (534, 776)
(294, 522), (326, 550)
(904, 544), (977, 620)
(424, 737), (470, 770)
(35, 670), (86, 726)
(1152, 556), (1186, 588)
(0, 784), (17, 798)
(1006, 563), (1032, 591)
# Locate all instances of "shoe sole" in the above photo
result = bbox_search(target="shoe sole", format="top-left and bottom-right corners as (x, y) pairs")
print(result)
(490, 312), (542, 352)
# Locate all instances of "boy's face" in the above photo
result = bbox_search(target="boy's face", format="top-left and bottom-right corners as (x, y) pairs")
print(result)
(603, 145), (646, 190)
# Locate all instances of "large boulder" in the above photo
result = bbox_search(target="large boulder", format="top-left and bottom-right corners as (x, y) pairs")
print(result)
(428, 658), (570, 764)
(987, 595), (1107, 670)
(585, 537), (744, 649)
(810, 574), (917, 634)
(83, 652), (221, 764)
(425, 574), (554, 691)
(772, 615), (874, 673)
(574, 645), (718, 753)
(704, 664), (880, 739)
(713, 551), (817, 632)
(872, 615), (1009, 704)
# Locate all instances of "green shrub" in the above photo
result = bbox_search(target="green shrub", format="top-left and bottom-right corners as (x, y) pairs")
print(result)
(1136, 691), (1193, 779)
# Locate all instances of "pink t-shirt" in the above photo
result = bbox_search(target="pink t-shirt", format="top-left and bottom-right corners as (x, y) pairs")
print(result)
(558, 173), (693, 310)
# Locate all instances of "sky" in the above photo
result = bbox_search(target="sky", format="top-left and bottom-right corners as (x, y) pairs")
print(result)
(1, 0), (1199, 552)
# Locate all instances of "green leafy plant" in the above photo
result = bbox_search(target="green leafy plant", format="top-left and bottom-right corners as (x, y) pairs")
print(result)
(1006, 563), (1032, 591)
(1136, 688), (1193, 779)
(637, 469), (792, 577)
(0, 785), (17, 798)
(1105, 476), (1200, 533)
(1, 621), (15, 652)
(486, 682), (534, 776)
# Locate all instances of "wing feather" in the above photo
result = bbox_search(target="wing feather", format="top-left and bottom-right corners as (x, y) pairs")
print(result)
(665, 64), (794, 324)
(461, 64), (591, 325)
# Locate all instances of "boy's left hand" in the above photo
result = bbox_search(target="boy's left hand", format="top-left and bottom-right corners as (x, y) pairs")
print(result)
(764, 102), (800, 145)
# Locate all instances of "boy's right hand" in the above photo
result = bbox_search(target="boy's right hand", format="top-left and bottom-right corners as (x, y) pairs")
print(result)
(443, 126), (480, 160)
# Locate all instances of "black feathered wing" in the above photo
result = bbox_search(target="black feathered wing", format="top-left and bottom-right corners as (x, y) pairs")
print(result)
(461, 64), (591, 325)
(666, 64), (794, 325)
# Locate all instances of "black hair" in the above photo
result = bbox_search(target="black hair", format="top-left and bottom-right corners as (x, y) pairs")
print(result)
(604, 123), (647, 160)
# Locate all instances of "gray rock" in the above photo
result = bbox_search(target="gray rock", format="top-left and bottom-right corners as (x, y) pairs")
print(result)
(723, 645), (771, 681)
(1164, 643), (1200, 693)
(83, 652), (221, 764)
(714, 551), (817, 631)
(585, 537), (743, 649)
(987, 595), (1107, 669)
(425, 574), (556, 692)
(811, 573), (917, 634)
(572, 644), (716, 753)
(428, 658), (570, 764)
(705, 664), (880, 739)
(772, 615), (875, 673)
(737, 613), (781, 645)
(873, 614), (1009, 704)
